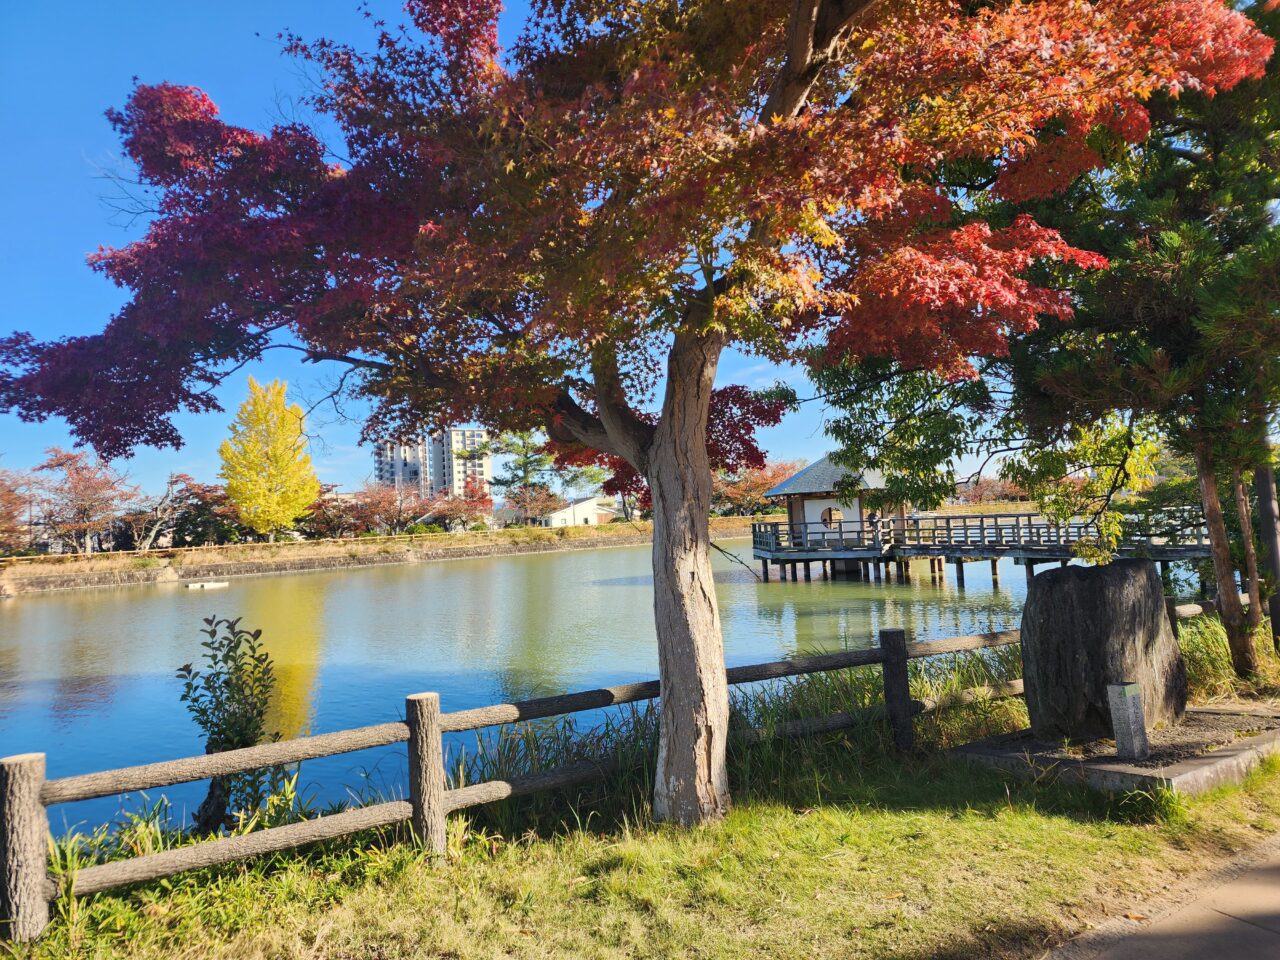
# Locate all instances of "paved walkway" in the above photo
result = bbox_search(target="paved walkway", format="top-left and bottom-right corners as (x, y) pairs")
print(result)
(1047, 841), (1280, 959)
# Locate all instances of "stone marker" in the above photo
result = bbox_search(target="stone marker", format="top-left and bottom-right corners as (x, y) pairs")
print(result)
(1107, 682), (1151, 761)
(1021, 558), (1186, 741)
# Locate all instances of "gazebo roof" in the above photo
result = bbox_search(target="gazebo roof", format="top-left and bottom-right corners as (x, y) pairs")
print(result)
(765, 456), (885, 498)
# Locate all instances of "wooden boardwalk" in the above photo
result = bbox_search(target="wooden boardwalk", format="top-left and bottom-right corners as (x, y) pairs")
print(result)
(751, 512), (1211, 584)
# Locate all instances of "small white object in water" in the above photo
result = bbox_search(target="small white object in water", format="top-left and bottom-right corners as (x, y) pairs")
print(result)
(186, 581), (230, 590)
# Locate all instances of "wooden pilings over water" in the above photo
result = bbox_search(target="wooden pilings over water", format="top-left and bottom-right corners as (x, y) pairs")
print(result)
(759, 553), (1029, 589)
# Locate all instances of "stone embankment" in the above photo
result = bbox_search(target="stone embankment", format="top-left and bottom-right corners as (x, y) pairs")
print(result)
(0, 519), (761, 597)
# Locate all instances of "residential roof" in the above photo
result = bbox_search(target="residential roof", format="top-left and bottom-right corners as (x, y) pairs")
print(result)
(765, 456), (885, 498)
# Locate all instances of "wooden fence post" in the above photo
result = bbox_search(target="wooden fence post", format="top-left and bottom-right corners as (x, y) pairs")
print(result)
(406, 694), (447, 856)
(879, 629), (914, 751)
(1, 753), (49, 943)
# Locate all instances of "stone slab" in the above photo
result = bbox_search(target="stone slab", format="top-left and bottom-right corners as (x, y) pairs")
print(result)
(953, 707), (1280, 796)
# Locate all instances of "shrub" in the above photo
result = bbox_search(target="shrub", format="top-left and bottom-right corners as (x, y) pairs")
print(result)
(405, 522), (444, 535)
(177, 618), (284, 833)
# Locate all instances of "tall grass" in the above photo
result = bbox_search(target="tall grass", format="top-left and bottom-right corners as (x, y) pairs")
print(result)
(46, 617), (1268, 905)
(1178, 615), (1280, 701)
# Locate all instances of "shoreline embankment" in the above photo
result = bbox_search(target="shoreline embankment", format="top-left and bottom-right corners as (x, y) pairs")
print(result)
(0, 518), (764, 597)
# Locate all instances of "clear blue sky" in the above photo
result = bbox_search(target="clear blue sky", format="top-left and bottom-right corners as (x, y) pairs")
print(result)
(0, 2), (837, 494)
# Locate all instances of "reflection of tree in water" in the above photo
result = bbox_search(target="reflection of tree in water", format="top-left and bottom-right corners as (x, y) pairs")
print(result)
(751, 570), (1024, 660)
(236, 580), (325, 740)
(492, 557), (576, 704)
(50, 633), (119, 725)
(0, 642), (22, 721)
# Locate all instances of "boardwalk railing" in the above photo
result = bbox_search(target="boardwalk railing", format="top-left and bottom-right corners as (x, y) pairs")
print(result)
(753, 510), (1211, 557)
(752, 519), (880, 553)
(0, 601), (1217, 943)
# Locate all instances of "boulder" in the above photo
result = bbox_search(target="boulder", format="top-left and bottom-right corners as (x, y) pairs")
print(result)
(1020, 559), (1186, 741)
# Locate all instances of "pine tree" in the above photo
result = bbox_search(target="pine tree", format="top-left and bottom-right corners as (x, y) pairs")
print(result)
(218, 379), (320, 539)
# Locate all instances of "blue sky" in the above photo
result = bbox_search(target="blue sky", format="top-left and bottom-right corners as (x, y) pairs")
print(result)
(0, 2), (835, 494)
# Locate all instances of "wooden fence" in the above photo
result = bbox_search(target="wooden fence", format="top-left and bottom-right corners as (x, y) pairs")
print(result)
(0, 602), (1215, 943)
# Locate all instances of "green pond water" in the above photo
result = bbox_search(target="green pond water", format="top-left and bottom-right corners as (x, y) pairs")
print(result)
(0, 538), (1027, 828)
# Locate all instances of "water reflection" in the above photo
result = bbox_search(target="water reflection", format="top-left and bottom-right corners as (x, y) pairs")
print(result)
(238, 579), (325, 740)
(0, 539), (1030, 825)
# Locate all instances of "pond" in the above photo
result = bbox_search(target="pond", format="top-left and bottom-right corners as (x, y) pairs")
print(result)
(0, 539), (1029, 830)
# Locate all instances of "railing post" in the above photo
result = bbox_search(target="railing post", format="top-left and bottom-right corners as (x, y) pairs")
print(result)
(1, 753), (49, 943)
(406, 694), (447, 856)
(879, 629), (914, 752)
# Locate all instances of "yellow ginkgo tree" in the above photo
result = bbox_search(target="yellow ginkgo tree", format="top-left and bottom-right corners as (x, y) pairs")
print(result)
(218, 378), (320, 539)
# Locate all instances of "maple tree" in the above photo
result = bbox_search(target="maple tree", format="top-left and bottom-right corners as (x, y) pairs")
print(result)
(423, 477), (494, 531)
(0, 1), (1272, 822)
(303, 485), (361, 539)
(117, 473), (195, 551)
(957, 477), (1028, 506)
(218, 378), (321, 539)
(712, 460), (804, 516)
(170, 481), (248, 546)
(350, 481), (433, 534)
(504, 482), (568, 524)
(814, 1), (1280, 676)
(0, 470), (30, 554)
(31, 447), (140, 554)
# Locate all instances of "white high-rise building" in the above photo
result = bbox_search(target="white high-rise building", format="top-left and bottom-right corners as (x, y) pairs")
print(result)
(428, 427), (490, 497)
(373, 428), (490, 497)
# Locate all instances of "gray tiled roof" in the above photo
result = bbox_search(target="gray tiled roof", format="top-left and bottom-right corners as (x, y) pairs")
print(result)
(765, 455), (884, 498)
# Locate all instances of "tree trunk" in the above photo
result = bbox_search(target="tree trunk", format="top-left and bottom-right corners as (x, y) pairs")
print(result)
(1232, 469), (1263, 630)
(1194, 443), (1256, 675)
(193, 775), (232, 835)
(1253, 461), (1280, 649)
(647, 334), (731, 826)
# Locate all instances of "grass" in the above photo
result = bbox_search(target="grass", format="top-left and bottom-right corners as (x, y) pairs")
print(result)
(1176, 615), (1280, 702)
(13, 625), (1280, 959)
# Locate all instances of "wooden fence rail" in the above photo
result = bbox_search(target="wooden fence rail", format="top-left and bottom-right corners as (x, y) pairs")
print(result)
(0, 609), (1205, 943)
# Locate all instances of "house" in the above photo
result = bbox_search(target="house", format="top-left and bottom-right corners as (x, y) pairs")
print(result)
(540, 496), (619, 527)
(765, 455), (885, 529)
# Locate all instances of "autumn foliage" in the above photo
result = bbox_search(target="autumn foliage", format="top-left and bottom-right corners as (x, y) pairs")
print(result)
(0, 0), (1272, 824)
(0, 470), (28, 553)
(712, 461), (804, 516)
(0, 2), (1270, 454)
(29, 448), (141, 553)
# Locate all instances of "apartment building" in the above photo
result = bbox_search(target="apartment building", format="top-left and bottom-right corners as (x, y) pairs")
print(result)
(372, 428), (490, 497)
(429, 427), (490, 496)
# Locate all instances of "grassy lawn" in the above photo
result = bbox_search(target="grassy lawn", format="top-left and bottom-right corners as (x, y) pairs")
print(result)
(27, 754), (1280, 959)
(16, 618), (1280, 959)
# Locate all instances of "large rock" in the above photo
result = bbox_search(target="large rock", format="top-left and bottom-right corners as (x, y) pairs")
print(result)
(1020, 559), (1186, 741)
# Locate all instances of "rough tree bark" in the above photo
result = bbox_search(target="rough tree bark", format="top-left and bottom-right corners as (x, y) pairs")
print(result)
(1253, 461), (1280, 649)
(0, 753), (48, 942)
(1232, 469), (1263, 631)
(1195, 443), (1256, 676)
(648, 333), (731, 825)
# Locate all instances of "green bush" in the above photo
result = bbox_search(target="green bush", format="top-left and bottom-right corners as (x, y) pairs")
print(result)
(405, 522), (445, 535)
(177, 618), (287, 833)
